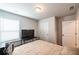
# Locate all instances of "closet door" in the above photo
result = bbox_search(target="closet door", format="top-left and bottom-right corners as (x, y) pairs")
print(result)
(38, 19), (49, 42)
(62, 20), (76, 48)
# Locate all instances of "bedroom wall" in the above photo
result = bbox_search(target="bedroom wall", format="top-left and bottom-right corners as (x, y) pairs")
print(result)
(63, 14), (76, 21)
(56, 17), (63, 46)
(0, 9), (38, 46)
(49, 17), (57, 44)
(0, 9), (38, 37)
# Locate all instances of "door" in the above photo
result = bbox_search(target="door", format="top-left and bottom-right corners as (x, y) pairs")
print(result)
(38, 19), (49, 42)
(62, 20), (76, 48)
(76, 16), (79, 48)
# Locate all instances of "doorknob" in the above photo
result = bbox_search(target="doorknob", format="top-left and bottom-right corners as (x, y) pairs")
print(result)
(62, 34), (64, 36)
(75, 33), (77, 35)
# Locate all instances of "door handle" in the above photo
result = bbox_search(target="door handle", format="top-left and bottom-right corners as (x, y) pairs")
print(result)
(62, 34), (64, 36)
(75, 33), (77, 35)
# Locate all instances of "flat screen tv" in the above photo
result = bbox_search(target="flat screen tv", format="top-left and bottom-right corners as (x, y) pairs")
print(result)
(21, 30), (34, 40)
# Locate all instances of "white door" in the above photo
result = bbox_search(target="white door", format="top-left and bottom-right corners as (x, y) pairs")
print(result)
(62, 20), (76, 48)
(76, 16), (79, 48)
(38, 19), (49, 42)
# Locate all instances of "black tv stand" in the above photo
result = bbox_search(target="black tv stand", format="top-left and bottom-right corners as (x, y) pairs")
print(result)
(21, 37), (39, 44)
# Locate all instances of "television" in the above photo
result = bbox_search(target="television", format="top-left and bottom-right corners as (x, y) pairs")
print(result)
(21, 30), (34, 40)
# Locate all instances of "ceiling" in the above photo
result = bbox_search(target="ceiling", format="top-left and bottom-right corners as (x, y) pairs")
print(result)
(0, 3), (79, 20)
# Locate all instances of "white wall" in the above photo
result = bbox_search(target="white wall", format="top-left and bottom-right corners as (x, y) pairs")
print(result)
(38, 16), (57, 44)
(63, 14), (76, 21)
(0, 10), (38, 37)
(49, 17), (57, 44)
(21, 17), (38, 36)
(0, 10), (38, 47)
(56, 17), (63, 45)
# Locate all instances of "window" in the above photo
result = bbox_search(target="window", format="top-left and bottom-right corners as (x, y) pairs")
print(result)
(0, 18), (20, 43)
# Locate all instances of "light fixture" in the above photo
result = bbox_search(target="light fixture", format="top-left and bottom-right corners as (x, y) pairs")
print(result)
(35, 7), (42, 12)
(69, 6), (75, 10)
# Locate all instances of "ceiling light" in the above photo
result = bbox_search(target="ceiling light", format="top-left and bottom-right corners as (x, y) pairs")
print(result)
(35, 7), (42, 12)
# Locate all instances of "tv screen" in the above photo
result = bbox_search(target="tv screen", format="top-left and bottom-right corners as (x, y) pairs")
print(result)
(21, 30), (34, 40)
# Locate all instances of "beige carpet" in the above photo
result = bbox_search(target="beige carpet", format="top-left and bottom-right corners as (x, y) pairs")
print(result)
(12, 40), (79, 55)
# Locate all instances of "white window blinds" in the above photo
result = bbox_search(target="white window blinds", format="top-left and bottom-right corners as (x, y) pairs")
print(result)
(0, 18), (20, 43)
